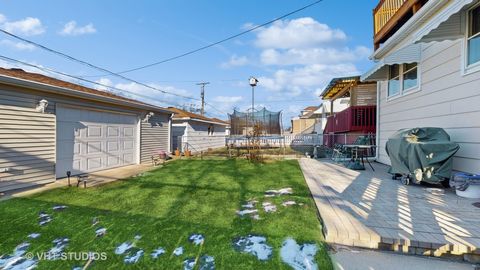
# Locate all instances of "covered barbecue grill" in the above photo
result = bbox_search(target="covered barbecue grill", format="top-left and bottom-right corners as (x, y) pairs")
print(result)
(385, 127), (459, 185)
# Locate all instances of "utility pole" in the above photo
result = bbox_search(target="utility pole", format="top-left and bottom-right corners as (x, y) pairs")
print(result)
(196, 82), (210, 115)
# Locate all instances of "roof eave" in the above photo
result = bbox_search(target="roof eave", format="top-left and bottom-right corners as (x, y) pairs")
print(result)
(172, 116), (229, 126)
(0, 74), (173, 114)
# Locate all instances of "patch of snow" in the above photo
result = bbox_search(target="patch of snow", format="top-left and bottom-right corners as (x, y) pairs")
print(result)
(115, 242), (133, 255)
(252, 214), (261, 220)
(46, 238), (69, 260)
(134, 235), (142, 241)
(199, 255), (215, 270)
(183, 255), (215, 270)
(72, 267), (82, 270)
(151, 247), (166, 259)
(124, 248), (143, 264)
(242, 200), (257, 209)
(13, 243), (30, 257)
(183, 258), (196, 270)
(173, 247), (183, 256)
(262, 202), (277, 213)
(38, 212), (52, 226)
(92, 217), (99, 226)
(265, 187), (293, 197)
(1, 255), (37, 270)
(236, 209), (258, 216)
(232, 235), (273, 261)
(52, 205), (68, 211)
(280, 238), (318, 270)
(27, 233), (40, 239)
(188, 234), (205, 246)
(282, 201), (297, 207)
(95, 227), (106, 237)
(242, 203), (255, 209)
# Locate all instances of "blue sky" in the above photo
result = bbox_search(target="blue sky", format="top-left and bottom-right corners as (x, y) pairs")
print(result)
(0, 0), (378, 126)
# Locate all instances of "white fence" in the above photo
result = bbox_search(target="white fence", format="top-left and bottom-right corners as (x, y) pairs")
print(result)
(226, 133), (376, 148)
(227, 134), (323, 148)
(180, 135), (226, 153)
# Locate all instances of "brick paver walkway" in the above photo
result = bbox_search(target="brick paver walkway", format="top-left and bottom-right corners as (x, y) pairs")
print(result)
(299, 158), (480, 261)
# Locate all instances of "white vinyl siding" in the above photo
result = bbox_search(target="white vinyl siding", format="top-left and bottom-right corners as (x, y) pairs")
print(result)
(0, 82), (171, 192)
(377, 39), (480, 173)
(176, 121), (226, 153)
(0, 88), (56, 192)
(140, 113), (170, 163)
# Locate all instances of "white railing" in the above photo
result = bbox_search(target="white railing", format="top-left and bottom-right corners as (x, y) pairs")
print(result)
(226, 134), (323, 148)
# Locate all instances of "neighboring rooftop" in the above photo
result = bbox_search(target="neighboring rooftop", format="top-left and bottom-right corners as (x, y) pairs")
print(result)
(168, 107), (229, 125)
(321, 76), (376, 100)
(0, 67), (170, 112)
(303, 106), (320, 112)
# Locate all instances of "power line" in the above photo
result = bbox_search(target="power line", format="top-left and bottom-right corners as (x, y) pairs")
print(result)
(82, 0), (325, 76)
(256, 98), (321, 103)
(0, 29), (198, 102)
(0, 29), (228, 115)
(0, 55), (187, 108)
(0, 55), (228, 116)
(0, 55), (230, 117)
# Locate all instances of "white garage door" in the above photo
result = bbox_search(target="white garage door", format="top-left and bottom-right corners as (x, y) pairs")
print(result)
(56, 106), (138, 177)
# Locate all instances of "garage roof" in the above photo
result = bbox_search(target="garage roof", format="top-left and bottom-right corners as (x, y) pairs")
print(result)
(0, 67), (172, 114)
(168, 107), (229, 126)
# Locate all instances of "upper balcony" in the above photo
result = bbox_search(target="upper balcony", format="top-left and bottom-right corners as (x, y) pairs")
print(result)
(373, 0), (428, 50)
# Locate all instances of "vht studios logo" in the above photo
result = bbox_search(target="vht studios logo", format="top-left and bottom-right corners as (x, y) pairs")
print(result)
(26, 252), (108, 261)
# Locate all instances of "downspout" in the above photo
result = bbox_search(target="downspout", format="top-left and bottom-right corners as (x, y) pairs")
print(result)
(168, 113), (173, 153)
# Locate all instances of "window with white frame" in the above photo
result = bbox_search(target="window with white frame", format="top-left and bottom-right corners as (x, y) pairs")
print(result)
(467, 4), (480, 67)
(387, 63), (418, 98)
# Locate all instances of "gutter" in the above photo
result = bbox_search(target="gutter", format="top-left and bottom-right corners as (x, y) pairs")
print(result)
(371, 0), (448, 60)
(171, 117), (229, 126)
(0, 74), (173, 114)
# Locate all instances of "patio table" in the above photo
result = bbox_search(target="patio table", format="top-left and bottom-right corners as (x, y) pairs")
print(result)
(342, 144), (376, 171)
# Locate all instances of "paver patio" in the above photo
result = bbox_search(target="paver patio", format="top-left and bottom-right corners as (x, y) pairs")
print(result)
(299, 158), (480, 261)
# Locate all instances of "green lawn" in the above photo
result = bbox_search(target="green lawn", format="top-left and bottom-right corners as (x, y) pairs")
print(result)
(0, 159), (332, 269)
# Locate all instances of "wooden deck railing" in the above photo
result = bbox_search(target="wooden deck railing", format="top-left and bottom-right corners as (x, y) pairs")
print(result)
(324, 106), (376, 134)
(373, 0), (425, 49)
(374, 0), (408, 35)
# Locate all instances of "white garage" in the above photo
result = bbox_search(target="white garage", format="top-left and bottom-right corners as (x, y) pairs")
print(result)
(55, 106), (138, 177)
(0, 67), (173, 192)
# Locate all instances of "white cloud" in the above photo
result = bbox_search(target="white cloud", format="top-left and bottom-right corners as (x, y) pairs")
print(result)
(94, 77), (113, 91)
(60, 21), (96, 36)
(255, 17), (346, 49)
(2, 16), (45, 36)
(113, 82), (193, 108)
(213, 96), (243, 103)
(258, 63), (359, 97)
(0, 14), (6, 24)
(0, 39), (35, 51)
(260, 46), (371, 66)
(220, 55), (249, 68)
(237, 17), (369, 99)
(210, 96), (244, 114)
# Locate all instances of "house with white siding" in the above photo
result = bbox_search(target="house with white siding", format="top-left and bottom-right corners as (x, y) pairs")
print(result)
(362, 0), (480, 173)
(168, 107), (228, 153)
(0, 68), (173, 192)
